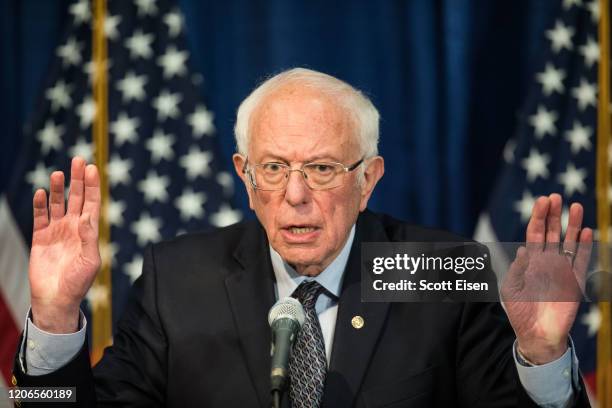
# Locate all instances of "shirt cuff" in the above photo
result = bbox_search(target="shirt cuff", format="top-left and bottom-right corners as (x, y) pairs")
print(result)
(513, 339), (579, 408)
(20, 309), (87, 376)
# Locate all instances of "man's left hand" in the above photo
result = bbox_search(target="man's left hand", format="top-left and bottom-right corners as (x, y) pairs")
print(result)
(501, 193), (593, 365)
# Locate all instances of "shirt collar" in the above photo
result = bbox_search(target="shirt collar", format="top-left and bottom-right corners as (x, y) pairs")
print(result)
(270, 224), (356, 300)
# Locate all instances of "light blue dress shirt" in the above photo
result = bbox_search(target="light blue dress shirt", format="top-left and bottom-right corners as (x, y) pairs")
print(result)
(22, 223), (577, 407)
(269, 225), (355, 364)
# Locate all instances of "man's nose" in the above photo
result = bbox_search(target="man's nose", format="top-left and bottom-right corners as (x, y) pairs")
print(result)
(284, 170), (311, 206)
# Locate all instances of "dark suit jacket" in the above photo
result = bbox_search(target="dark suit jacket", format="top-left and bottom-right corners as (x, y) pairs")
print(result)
(13, 210), (590, 407)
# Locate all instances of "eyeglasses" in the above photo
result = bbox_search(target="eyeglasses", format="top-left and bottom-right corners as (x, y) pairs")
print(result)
(242, 157), (364, 191)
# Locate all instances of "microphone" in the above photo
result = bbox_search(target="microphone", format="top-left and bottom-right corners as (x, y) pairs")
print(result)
(268, 297), (305, 395)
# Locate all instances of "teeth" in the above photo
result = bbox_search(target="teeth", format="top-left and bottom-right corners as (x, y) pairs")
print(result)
(290, 227), (315, 234)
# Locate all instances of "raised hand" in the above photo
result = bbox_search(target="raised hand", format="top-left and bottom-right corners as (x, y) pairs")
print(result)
(29, 157), (101, 333)
(501, 194), (593, 364)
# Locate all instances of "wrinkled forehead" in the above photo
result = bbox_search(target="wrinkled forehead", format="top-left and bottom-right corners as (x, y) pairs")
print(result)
(248, 84), (360, 161)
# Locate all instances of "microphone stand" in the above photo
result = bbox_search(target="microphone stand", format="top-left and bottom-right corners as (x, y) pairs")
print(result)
(272, 390), (281, 408)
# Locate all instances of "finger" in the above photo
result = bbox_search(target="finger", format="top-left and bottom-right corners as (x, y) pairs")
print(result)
(563, 203), (583, 255)
(67, 157), (86, 215)
(545, 193), (562, 246)
(512, 246), (529, 273)
(573, 227), (593, 280)
(78, 213), (100, 264)
(32, 189), (49, 232)
(82, 164), (101, 231)
(526, 196), (550, 252)
(48, 171), (65, 220)
(502, 246), (529, 300)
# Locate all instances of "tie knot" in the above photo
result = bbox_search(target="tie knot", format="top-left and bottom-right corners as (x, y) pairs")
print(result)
(292, 280), (325, 309)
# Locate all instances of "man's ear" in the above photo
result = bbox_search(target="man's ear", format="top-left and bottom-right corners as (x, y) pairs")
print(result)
(232, 153), (255, 210)
(359, 156), (384, 211)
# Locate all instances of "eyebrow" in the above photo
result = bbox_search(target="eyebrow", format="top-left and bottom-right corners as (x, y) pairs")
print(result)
(258, 153), (343, 163)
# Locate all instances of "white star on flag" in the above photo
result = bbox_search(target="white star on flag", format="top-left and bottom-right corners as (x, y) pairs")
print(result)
(565, 121), (592, 154)
(188, 105), (215, 137)
(46, 80), (73, 111)
(157, 46), (189, 78)
(104, 14), (122, 41)
(514, 190), (536, 223)
(216, 172), (235, 196)
(57, 37), (83, 66)
(581, 305), (601, 337)
(562, 0), (581, 9)
(529, 105), (558, 138)
(164, 10), (184, 37)
(110, 112), (140, 145)
(125, 29), (154, 59)
(131, 212), (163, 246)
(546, 20), (574, 53)
(521, 148), (551, 181)
(175, 188), (207, 220)
(180, 146), (212, 179)
(76, 96), (96, 129)
(135, 0), (158, 16)
(86, 284), (110, 310)
(557, 163), (587, 196)
(138, 171), (170, 203)
(210, 204), (243, 227)
(108, 199), (127, 227)
(37, 120), (64, 154)
(69, 137), (93, 162)
(536, 63), (565, 96)
(571, 78), (597, 111)
(152, 90), (182, 121)
(116, 71), (148, 102)
(26, 163), (52, 191)
(587, 0), (600, 23)
(107, 154), (134, 187)
(579, 37), (599, 67)
(146, 130), (175, 163)
(69, 0), (90, 24)
(124, 255), (144, 283)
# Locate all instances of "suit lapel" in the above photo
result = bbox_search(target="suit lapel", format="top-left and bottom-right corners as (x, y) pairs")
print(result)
(225, 222), (276, 408)
(323, 211), (391, 407)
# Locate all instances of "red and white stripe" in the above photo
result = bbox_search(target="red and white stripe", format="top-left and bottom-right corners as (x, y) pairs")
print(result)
(0, 195), (30, 406)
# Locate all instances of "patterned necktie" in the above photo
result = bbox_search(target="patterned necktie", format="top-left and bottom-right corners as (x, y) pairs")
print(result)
(288, 280), (327, 408)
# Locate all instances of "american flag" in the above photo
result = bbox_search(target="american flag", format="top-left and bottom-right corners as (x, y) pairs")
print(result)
(474, 0), (602, 399)
(0, 0), (241, 399)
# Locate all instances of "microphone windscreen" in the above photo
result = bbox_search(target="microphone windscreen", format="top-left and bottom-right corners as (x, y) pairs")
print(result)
(268, 297), (305, 327)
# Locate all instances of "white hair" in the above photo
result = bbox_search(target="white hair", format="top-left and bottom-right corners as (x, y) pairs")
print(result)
(234, 68), (380, 158)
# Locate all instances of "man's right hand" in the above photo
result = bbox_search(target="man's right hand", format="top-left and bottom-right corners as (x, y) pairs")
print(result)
(29, 157), (101, 334)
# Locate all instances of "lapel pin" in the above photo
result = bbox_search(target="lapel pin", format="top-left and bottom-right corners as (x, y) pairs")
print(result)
(351, 315), (365, 329)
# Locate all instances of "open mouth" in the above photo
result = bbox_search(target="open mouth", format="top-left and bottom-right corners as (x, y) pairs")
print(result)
(288, 226), (317, 234)
(280, 225), (321, 242)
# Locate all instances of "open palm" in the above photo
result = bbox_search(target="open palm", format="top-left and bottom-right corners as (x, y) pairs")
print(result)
(29, 157), (101, 333)
(501, 194), (593, 364)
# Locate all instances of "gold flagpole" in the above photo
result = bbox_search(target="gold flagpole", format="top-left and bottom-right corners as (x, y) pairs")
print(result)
(91, 0), (112, 365)
(597, 0), (612, 405)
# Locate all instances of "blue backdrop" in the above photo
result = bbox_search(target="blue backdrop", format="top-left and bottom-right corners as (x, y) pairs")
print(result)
(0, 0), (558, 236)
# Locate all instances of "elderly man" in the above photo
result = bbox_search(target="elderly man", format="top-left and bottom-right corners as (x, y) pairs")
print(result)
(14, 68), (591, 407)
